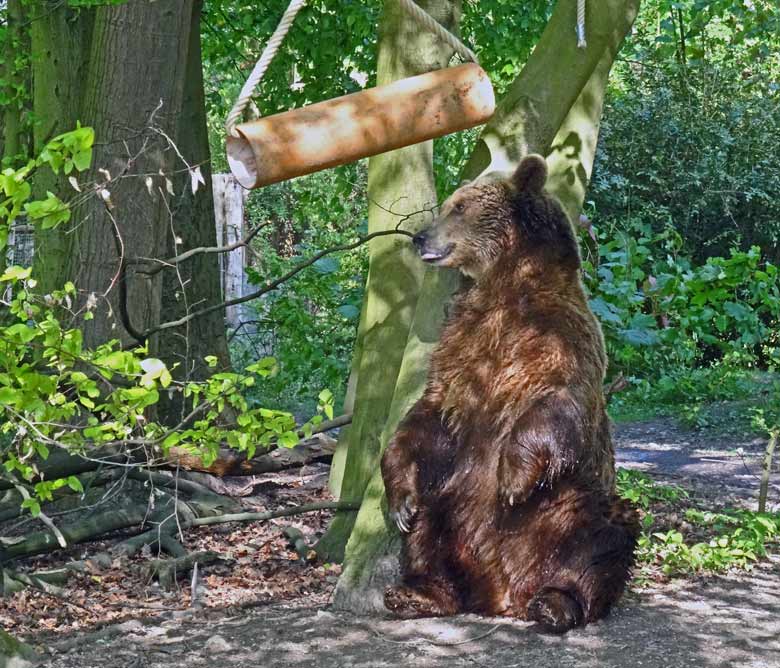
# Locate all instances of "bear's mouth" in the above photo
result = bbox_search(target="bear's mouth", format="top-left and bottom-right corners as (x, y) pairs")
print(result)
(419, 244), (454, 264)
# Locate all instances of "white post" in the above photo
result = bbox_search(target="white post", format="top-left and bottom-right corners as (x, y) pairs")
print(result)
(212, 173), (249, 329)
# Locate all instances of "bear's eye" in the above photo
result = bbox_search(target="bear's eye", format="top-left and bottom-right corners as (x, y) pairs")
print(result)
(453, 202), (465, 213)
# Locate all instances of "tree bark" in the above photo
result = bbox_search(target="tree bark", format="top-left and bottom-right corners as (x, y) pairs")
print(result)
(158, 0), (231, 422)
(0, 629), (38, 668)
(29, 0), (230, 423)
(69, 0), (194, 349)
(316, 0), (463, 562)
(30, 2), (95, 295)
(1, 0), (31, 164)
(331, 0), (641, 613)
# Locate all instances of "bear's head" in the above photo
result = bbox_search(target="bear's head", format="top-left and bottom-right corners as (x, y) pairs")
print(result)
(412, 154), (580, 280)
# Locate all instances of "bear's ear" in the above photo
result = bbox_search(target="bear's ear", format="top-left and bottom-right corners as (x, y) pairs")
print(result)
(512, 154), (548, 194)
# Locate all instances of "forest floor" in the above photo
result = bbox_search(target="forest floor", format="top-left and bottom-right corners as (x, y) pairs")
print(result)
(6, 417), (780, 668)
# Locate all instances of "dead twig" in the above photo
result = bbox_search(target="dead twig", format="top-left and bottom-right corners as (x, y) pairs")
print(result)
(141, 228), (414, 338)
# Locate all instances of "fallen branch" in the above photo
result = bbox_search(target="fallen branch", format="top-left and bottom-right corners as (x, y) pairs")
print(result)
(0, 496), (358, 566)
(1, 567), (70, 597)
(168, 433), (339, 477)
(0, 503), (149, 564)
(188, 500), (360, 528)
(145, 550), (223, 590)
(7, 480), (68, 549)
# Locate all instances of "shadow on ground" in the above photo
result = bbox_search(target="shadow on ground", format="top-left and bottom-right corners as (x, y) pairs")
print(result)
(33, 418), (780, 668)
(39, 554), (780, 668)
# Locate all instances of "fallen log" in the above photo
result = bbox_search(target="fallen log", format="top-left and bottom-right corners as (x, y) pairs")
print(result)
(0, 503), (149, 564)
(0, 415), (350, 491)
(168, 433), (338, 476)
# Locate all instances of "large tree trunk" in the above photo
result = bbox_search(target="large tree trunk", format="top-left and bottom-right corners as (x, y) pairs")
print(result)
(159, 0), (231, 421)
(331, 0), (641, 614)
(30, 2), (95, 295)
(317, 0), (463, 561)
(29, 0), (229, 422)
(70, 0), (195, 348)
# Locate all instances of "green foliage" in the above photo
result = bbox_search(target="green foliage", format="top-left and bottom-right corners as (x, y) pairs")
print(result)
(0, 0), (32, 166)
(231, 166), (367, 413)
(0, 137), (328, 516)
(0, 125), (93, 246)
(615, 468), (688, 510)
(0, 267), (323, 485)
(583, 216), (780, 378)
(616, 468), (780, 577)
(596, 1), (780, 261)
(641, 510), (780, 576)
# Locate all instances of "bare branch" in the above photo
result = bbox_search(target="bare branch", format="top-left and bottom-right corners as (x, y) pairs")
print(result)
(6, 479), (68, 548)
(141, 228), (414, 338)
(129, 222), (271, 277)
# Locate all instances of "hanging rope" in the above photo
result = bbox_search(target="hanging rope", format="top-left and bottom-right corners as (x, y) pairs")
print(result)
(396, 0), (478, 63)
(576, 0), (587, 49)
(225, 0), (478, 137)
(225, 0), (307, 137)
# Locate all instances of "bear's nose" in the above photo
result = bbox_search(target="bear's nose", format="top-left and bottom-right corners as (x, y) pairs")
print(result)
(412, 231), (428, 250)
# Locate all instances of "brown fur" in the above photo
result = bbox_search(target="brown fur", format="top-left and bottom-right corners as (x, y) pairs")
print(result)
(381, 155), (639, 633)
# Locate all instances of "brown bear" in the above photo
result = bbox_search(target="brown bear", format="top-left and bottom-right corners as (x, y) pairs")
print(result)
(380, 154), (638, 633)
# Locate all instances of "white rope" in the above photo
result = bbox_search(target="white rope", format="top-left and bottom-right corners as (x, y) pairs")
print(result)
(225, 0), (307, 137)
(224, 0), (479, 137)
(576, 0), (587, 49)
(397, 0), (478, 63)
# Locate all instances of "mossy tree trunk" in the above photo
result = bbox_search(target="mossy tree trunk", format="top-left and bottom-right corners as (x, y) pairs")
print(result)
(1, 0), (31, 165)
(331, 0), (641, 614)
(30, 2), (95, 295)
(317, 0), (464, 561)
(0, 628), (38, 668)
(29, 1), (229, 422)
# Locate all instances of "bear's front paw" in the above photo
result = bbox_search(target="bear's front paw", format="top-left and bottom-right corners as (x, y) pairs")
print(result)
(388, 495), (417, 533)
(497, 455), (537, 508)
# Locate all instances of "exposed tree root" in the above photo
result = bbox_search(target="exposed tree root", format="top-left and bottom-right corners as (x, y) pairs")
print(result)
(144, 550), (223, 590)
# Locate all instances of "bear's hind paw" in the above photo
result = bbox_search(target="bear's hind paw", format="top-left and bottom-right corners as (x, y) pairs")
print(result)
(527, 588), (584, 634)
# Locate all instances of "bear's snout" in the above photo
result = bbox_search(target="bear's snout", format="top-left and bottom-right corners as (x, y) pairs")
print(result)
(412, 230), (428, 250)
(412, 229), (454, 264)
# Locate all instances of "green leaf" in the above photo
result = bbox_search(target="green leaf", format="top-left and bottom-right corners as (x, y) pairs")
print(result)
(67, 476), (84, 493)
(312, 257), (339, 274)
(0, 265), (31, 282)
(21, 498), (41, 517)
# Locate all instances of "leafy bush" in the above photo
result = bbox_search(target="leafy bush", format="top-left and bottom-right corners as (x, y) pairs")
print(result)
(0, 131), (330, 514)
(642, 511), (780, 576)
(615, 469), (688, 510)
(616, 469), (780, 577)
(583, 216), (780, 379)
(595, 11), (780, 262)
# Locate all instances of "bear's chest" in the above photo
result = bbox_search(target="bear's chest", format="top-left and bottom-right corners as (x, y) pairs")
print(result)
(433, 308), (537, 421)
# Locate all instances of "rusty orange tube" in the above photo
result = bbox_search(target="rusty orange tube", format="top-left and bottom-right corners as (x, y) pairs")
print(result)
(226, 63), (495, 189)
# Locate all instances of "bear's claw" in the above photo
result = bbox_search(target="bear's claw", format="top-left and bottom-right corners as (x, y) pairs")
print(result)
(390, 496), (417, 533)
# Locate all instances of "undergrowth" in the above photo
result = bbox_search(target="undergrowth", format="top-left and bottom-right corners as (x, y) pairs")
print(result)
(616, 469), (780, 580)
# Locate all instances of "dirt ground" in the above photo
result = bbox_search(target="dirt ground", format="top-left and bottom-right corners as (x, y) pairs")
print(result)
(14, 419), (780, 668)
